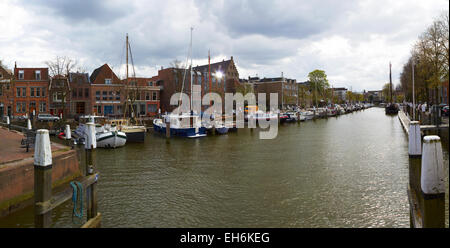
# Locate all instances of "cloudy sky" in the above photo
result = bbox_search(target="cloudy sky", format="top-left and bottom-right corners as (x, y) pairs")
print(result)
(0, 0), (448, 91)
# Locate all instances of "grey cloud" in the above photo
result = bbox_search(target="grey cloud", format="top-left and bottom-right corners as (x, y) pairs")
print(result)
(21, 0), (129, 24)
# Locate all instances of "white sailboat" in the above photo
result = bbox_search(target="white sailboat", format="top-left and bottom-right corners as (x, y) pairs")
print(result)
(153, 27), (207, 138)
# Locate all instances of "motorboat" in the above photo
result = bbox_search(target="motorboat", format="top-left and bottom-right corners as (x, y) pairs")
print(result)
(73, 115), (127, 148)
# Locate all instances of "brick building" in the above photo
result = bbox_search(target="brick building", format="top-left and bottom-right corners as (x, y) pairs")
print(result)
(89, 64), (124, 117)
(125, 77), (161, 117)
(0, 63), (14, 118)
(159, 56), (240, 112)
(13, 65), (49, 118)
(48, 74), (70, 118)
(68, 72), (91, 117)
(252, 76), (298, 110)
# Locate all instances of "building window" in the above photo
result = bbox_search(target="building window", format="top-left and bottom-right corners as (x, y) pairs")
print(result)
(30, 87), (35, 97)
(78, 88), (83, 97)
(148, 81), (153, 86)
(115, 91), (120, 100)
(147, 104), (157, 113)
(16, 102), (26, 113)
(73, 89), (77, 98)
(109, 91), (113, 100)
(102, 91), (107, 100)
(140, 103), (145, 115)
(105, 79), (112, 85)
(39, 102), (46, 112)
(16, 87), (26, 97)
(146, 92), (150, 100)
(53, 92), (62, 102)
(152, 92), (157, 101)
(96, 105), (101, 114)
(85, 88), (89, 97)
(36, 87), (41, 97)
(35, 70), (41, 80)
(96, 91), (100, 100)
(18, 70), (24, 80)
(0, 73), (2, 79)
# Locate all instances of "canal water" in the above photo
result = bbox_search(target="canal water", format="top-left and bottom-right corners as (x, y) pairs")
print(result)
(1, 107), (448, 227)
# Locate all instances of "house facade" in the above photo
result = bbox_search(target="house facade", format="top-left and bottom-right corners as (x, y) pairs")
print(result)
(89, 64), (124, 117)
(253, 77), (298, 110)
(13, 66), (49, 118)
(68, 72), (91, 117)
(48, 74), (70, 118)
(0, 64), (14, 118)
(121, 77), (161, 117)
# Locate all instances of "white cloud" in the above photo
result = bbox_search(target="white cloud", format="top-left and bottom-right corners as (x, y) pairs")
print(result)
(0, 0), (448, 91)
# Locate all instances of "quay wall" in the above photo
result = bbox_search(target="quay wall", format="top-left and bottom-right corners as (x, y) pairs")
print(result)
(0, 141), (81, 218)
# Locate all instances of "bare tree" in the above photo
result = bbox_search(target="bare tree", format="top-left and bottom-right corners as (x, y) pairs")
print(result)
(45, 56), (78, 120)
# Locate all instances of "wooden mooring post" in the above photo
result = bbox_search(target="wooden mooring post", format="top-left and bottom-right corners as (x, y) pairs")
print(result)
(34, 129), (53, 228)
(84, 122), (99, 224)
(420, 135), (445, 228)
(6, 116), (10, 130)
(33, 127), (101, 228)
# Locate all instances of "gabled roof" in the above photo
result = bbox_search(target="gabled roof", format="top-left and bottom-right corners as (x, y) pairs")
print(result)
(90, 64), (108, 83)
(69, 72), (90, 84)
(193, 59), (232, 74)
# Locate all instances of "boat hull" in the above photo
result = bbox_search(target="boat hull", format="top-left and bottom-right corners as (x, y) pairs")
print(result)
(153, 123), (207, 137)
(96, 131), (127, 148)
(122, 130), (146, 142)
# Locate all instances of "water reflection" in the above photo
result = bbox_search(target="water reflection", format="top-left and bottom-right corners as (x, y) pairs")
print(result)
(1, 108), (448, 227)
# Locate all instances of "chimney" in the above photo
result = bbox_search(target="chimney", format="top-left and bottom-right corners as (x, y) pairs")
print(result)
(14, 61), (17, 69)
(231, 56), (233, 61)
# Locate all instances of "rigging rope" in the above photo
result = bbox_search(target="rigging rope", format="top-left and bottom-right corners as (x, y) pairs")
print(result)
(70, 181), (84, 224)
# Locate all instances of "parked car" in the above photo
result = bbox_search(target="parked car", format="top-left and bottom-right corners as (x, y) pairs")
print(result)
(442, 106), (449, 117)
(37, 113), (60, 122)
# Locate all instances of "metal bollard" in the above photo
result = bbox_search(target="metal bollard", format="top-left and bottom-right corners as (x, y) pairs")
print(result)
(420, 135), (445, 228)
(34, 129), (53, 228)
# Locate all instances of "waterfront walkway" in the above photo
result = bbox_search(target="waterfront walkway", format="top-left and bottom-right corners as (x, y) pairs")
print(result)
(0, 127), (66, 165)
(398, 110), (449, 136)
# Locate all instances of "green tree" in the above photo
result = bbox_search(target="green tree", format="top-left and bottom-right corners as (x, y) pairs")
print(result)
(308, 69), (329, 106)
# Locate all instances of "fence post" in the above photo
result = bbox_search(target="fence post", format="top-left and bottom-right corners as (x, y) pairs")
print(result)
(34, 129), (52, 228)
(84, 122), (98, 221)
(6, 116), (10, 130)
(420, 135), (445, 228)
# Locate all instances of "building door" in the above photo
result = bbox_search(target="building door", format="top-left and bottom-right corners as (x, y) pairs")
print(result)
(104, 105), (113, 116)
(7, 106), (11, 117)
(76, 102), (85, 114)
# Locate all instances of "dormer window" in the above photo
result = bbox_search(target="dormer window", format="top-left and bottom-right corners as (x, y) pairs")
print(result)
(105, 79), (112, 85)
(35, 70), (41, 80)
(18, 70), (24, 80)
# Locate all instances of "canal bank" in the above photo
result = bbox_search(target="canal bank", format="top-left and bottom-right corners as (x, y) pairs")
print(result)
(0, 127), (81, 218)
(0, 107), (447, 227)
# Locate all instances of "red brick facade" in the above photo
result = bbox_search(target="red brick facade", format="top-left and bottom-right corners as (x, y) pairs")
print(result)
(0, 64), (14, 118)
(13, 66), (49, 118)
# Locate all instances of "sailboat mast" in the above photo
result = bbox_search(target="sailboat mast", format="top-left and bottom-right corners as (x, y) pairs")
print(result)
(126, 33), (129, 83)
(190, 27), (193, 112)
(208, 49), (211, 93)
(389, 62), (392, 103)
